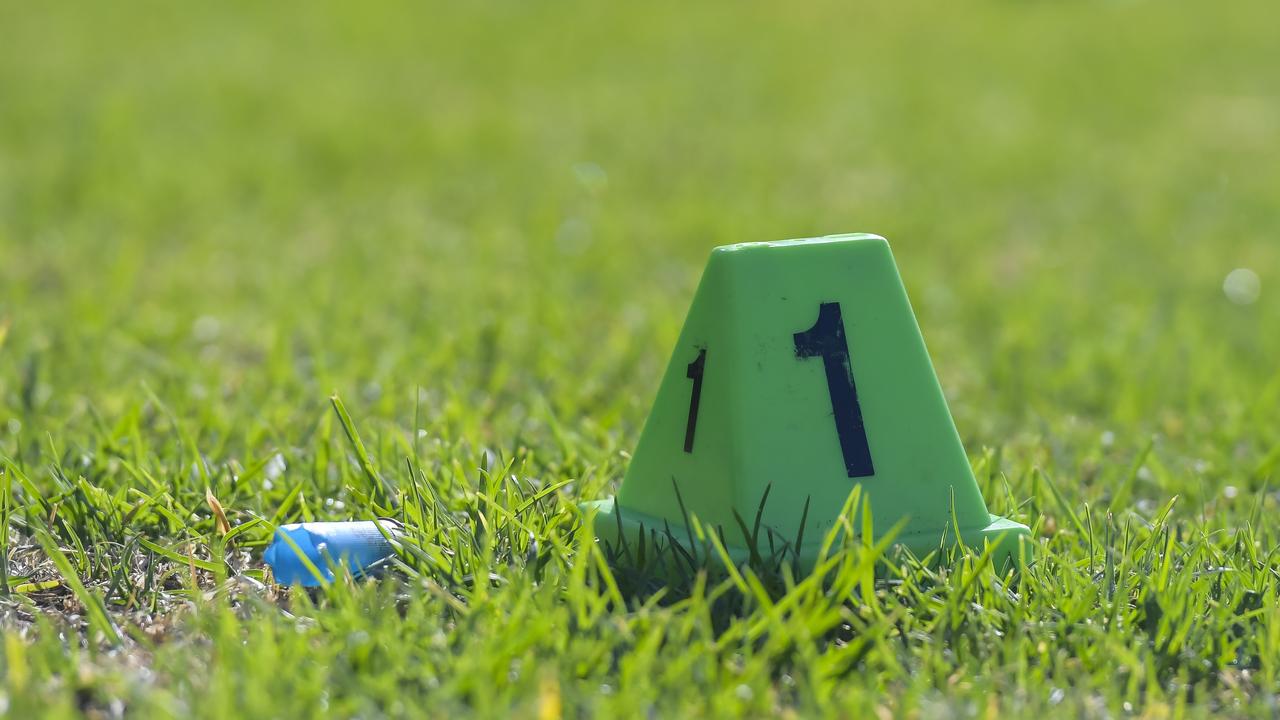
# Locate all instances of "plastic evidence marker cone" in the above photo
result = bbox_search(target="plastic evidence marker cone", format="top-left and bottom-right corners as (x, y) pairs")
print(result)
(583, 233), (1032, 570)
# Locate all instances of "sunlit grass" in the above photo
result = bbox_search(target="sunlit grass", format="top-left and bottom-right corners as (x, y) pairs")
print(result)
(1, 0), (1279, 716)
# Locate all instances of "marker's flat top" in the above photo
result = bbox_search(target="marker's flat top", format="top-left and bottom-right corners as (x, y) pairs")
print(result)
(715, 233), (887, 254)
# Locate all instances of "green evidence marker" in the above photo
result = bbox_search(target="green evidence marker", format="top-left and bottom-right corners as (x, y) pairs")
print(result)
(582, 234), (1032, 571)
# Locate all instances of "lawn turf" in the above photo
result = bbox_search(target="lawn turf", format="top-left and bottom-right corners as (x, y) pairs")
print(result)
(2, 0), (1280, 716)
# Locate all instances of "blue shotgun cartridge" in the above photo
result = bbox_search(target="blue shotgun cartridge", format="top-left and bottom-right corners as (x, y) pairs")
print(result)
(264, 520), (402, 587)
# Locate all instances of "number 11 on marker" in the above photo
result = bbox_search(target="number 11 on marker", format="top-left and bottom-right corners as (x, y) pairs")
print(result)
(680, 302), (875, 480)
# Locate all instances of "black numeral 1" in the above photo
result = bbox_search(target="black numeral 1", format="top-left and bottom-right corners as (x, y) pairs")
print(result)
(794, 303), (875, 478)
(683, 349), (706, 453)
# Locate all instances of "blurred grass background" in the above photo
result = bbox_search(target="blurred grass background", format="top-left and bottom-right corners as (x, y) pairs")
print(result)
(4, 0), (1277, 456)
(2, 0), (1279, 716)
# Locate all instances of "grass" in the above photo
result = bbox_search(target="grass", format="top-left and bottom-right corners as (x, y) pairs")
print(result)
(2, 0), (1279, 716)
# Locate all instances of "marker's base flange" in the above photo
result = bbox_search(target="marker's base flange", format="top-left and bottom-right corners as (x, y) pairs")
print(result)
(584, 497), (1032, 573)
